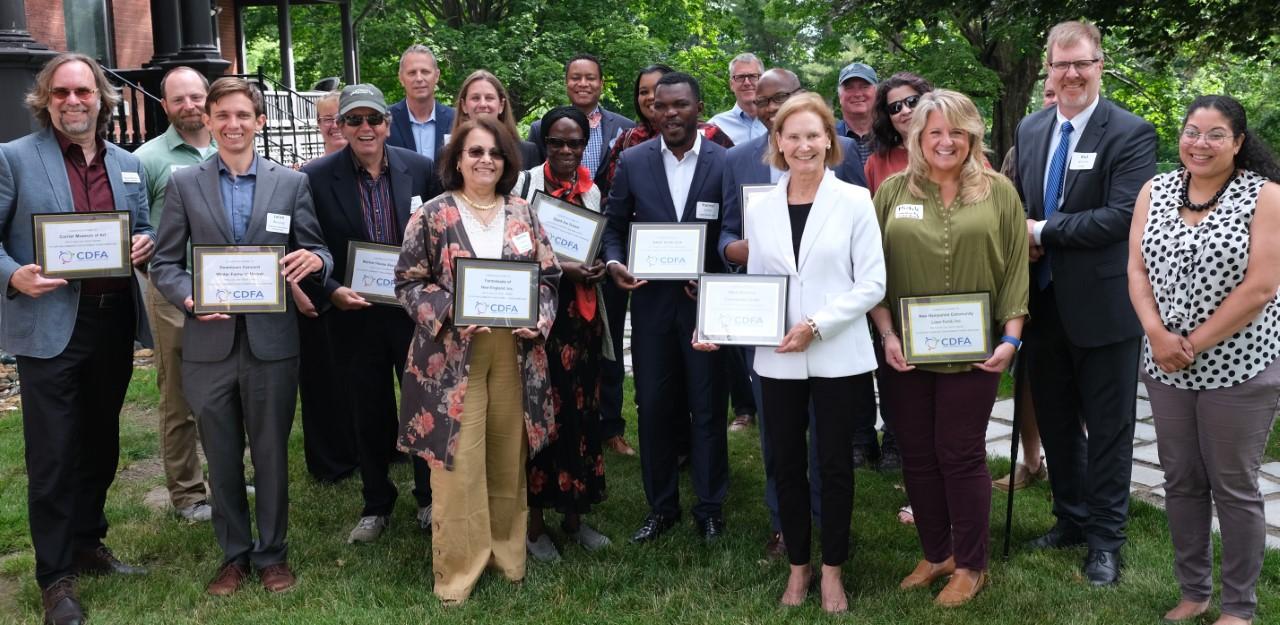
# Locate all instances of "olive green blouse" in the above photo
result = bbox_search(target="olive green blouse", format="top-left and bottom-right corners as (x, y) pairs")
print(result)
(873, 172), (1030, 373)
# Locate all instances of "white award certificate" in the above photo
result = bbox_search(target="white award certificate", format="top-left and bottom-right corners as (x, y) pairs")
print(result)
(739, 183), (775, 227)
(898, 292), (993, 364)
(191, 245), (286, 314)
(345, 241), (401, 305)
(531, 191), (604, 264)
(696, 274), (788, 346)
(453, 258), (540, 328)
(33, 211), (132, 279)
(626, 223), (706, 280)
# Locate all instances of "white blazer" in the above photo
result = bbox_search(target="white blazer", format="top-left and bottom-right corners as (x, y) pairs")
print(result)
(745, 170), (885, 379)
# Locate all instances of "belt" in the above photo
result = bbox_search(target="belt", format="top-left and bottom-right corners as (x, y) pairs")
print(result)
(79, 291), (130, 308)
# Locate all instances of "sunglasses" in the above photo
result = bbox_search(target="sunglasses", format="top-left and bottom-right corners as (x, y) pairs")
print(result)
(342, 113), (386, 127)
(887, 95), (921, 115)
(545, 137), (587, 150)
(51, 87), (97, 101)
(465, 146), (505, 160)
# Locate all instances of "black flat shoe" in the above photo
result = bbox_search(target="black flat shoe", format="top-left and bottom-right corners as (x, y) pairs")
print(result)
(699, 517), (726, 544)
(1025, 524), (1085, 550)
(1083, 549), (1121, 586)
(630, 514), (678, 543)
(71, 545), (147, 576)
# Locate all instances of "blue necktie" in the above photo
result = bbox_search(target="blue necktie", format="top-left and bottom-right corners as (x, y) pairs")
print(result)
(1037, 120), (1074, 290)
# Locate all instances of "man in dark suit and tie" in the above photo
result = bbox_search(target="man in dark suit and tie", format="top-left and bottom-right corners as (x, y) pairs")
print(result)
(151, 77), (332, 597)
(1014, 20), (1157, 586)
(527, 54), (634, 179)
(387, 44), (456, 161)
(602, 72), (729, 543)
(301, 83), (442, 543)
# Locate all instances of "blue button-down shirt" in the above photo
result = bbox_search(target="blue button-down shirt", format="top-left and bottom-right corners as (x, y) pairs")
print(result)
(408, 105), (438, 160)
(217, 154), (257, 243)
(709, 103), (765, 145)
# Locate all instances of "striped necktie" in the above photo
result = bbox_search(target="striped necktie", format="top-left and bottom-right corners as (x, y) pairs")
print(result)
(1037, 120), (1074, 290)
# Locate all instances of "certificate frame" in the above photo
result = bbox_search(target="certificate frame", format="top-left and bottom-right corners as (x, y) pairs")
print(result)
(32, 211), (132, 279)
(530, 190), (605, 264)
(452, 257), (540, 329)
(739, 183), (776, 227)
(626, 222), (706, 280)
(696, 273), (789, 346)
(898, 291), (993, 365)
(343, 240), (401, 305)
(191, 245), (287, 314)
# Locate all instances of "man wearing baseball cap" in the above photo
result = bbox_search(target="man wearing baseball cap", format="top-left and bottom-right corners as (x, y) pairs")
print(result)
(835, 62), (879, 163)
(301, 84), (442, 543)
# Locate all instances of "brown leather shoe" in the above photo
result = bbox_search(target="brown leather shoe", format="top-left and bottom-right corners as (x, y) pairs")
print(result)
(604, 435), (637, 457)
(206, 561), (249, 597)
(764, 532), (787, 561)
(41, 576), (84, 625)
(260, 563), (297, 593)
(899, 556), (956, 590)
(935, 569), (987, 607)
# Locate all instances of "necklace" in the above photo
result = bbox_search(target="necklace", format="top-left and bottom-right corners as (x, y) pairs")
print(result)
(1180, 167), (1236, 213)
(458, 191), (500, 211)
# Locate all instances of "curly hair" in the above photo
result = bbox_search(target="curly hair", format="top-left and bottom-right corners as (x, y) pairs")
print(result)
(904, 90), (994, 205)
(871, 72), (933, 156)
(25, 52), (120, 134)
(1183, 95), (1280, 183)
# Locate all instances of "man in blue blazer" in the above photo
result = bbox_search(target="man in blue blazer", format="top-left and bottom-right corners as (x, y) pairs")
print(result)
(527, 54), (634, 179)
(387, 44), (456, 161)
(602, 73), (729, 543)
(0, 53), (155, 625)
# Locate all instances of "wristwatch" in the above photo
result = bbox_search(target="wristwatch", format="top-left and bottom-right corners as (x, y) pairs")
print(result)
(1000, 335), (1022, 351)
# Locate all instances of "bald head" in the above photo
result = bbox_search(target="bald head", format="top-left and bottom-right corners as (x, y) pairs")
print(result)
(755, 68), (802, 131)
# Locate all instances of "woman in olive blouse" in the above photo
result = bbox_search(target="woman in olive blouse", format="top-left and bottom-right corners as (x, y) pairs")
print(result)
(869, 90), (1028, 607)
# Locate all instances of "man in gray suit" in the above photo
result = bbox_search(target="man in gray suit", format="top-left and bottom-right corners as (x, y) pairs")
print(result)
(0, 52), (155, 625)
(151, 77), (332, 597)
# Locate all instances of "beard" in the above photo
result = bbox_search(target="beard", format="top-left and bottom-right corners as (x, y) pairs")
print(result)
(57, 107), (95, 135)
(171, 110), (205, 133)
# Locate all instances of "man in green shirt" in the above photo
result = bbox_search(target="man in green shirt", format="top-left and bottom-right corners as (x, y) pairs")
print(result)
(133, 66), (217, 523)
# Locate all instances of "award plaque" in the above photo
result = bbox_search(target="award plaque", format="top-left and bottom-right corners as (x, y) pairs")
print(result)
(344, 241), (401, 305)
(696, 274), (788, 346)
(626, 223), (706, 280)
(452, 258), (540, 328)
(32, 211), (132, 279)
(530, 190), (605, 264)
(191, 245), (287, 314)
(739, 183), (776, 227)
(898, 292), (993, 364)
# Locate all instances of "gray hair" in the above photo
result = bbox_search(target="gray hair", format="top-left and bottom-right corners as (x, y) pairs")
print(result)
(399, 44), (438, 71)
(728, 53), (763, 77)
(315, 90), (341, 109)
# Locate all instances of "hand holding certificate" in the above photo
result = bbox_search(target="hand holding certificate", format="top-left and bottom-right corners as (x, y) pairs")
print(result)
(344, 241), (401, 305)
(452, 258), (540, 329)
(897, 292), (993, 365)
(626, 223), (706, 280)
(191, 245), (287, 314)
(32, 211), (132, 279)
(696, 274), (788, 346)
(531, 191), (605, 264)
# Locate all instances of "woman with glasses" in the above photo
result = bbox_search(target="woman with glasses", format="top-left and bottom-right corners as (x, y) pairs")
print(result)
(865, 72), (934, 195)
(395, 117), (560, 604)
(450, 70), (541, 172)
(1129, 95), (1280, 625)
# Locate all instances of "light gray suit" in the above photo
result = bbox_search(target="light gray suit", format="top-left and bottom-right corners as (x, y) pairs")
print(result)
(151, 155), (331, 568)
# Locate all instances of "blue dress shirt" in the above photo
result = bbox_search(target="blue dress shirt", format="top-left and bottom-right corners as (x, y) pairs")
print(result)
(217, 154), (257, 243)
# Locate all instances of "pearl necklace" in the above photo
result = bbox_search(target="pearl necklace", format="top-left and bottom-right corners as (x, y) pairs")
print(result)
(458, 191), (500, 211)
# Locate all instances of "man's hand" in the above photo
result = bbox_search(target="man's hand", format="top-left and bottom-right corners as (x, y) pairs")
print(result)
(130, 234), (155, 266)
(184, 296), (231, 322)
(280, 249), (322, 283)
(725, 240), (749, 266)
(684, 279), (698, 300)
(290, 282), (318, 318)
(563, 260), (607, 284)
(1026, 218), (1041, 252)
(329, 286), (372, 311)
(607, 263), (647, 291)
(1029, 244), (1044, 262)
(9, 265), (67, 298)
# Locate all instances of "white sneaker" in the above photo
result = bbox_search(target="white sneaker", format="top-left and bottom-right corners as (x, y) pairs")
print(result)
(176, 501), (213, 523)
(417, 505), (432, 532)
(526, 533), (561, 562)
(568, 523), (612, 551)
(347, 515), (390, 544)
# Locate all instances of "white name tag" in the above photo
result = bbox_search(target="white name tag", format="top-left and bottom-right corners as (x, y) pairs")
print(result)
(696, 201), (719, 220)
(169, 164), (189, 174)
(1069, 152), (1097, 170)
(121, 171), (141, 184)
(265, 213), (291, 234)
(895, 204), (924, 220)
(512, 231), (533, 254)
(410, 195), (423, 212)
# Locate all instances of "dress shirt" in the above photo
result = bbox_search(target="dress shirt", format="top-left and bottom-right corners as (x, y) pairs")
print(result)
(456, 195), (506, 259)
(217, 154), (258, 243)
(709, 103), (765, 145)
(353, 151), (399, 245)
(408, 103), (439, 160)
(134, 125), (217, 226)
(1033, 94), (1100, 244)
(582, 105), (605, 176)
(660, 133), (703, 221)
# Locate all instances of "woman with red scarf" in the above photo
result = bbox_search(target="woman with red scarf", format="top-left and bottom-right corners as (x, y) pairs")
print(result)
(515, 106), (612, 562)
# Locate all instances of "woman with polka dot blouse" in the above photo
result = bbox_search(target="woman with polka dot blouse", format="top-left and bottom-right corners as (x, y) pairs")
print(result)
(1128, 95), (1280, 625)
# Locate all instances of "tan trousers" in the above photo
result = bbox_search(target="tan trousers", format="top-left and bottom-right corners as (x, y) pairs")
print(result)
(144, 277), (207, 509)
(430, 330), (527, 604)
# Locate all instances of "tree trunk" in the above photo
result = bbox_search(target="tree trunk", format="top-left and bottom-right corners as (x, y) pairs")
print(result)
(982, 43), (1039, 170)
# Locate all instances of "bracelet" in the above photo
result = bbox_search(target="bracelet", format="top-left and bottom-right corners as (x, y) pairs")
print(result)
(1000, 335), (1022, 351)
(879, 328), (897, 340)
(804, 317), (822, 340)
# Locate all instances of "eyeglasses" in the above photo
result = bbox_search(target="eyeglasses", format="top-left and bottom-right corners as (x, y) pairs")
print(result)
(1181, 128), (1234, 146)
(317, 115), (338, 126)
(1047, 58), (1101, 73)
(751, 90), (796, 109)
(464, 146), (505, 160)
(342, 113), (386, 127)
(731, 73), (761, 84)
(50, 87), (97, 101)
(545, 137), (586, 150)
(887, 95), (921, 115)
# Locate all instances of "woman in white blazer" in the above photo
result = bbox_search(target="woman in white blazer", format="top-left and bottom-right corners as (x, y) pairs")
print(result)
(705, 92), (885, 612)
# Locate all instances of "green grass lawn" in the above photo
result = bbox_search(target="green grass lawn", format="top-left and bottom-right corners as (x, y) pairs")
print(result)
(0, 367), (1277, 624)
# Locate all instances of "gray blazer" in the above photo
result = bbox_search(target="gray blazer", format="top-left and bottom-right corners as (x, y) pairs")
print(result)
(0, 128), (155, 358)
(150, 156), (332, 363)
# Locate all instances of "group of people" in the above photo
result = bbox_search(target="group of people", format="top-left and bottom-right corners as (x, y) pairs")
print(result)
(1, 16), (1276, 625)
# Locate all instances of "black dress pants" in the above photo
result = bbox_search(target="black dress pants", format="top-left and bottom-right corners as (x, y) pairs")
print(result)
(298, 311), (357, 482)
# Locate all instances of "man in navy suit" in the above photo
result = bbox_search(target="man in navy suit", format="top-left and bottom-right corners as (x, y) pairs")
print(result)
(602, 72), (729, 543)
(387, 44), (456, 161)
(527, 54), (634, 179)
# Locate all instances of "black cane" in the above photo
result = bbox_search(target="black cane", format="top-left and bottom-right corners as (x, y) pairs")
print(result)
(1002, 352), (1024, 560)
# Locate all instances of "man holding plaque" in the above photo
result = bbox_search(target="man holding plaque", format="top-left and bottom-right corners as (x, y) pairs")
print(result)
(151, 77), (332, 596)
(0, 52), (156, 625)
(301, 83), (441, 544)
(602, 72), (731, 543)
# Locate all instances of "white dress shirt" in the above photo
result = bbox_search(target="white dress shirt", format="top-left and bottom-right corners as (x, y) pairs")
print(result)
(660, 132), (703, 221)
(456, 195), (506, 259)
(709, 103), (766, 145)
(1033, 94), (1100, 244)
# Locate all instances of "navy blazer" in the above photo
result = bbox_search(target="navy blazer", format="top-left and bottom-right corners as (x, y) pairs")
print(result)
(300, 145), (442, 304)
(602, 136), (726, 333)
(717, 135), (867, 263)
(528, 107), (634, 179)
(388, 99), (456, 159)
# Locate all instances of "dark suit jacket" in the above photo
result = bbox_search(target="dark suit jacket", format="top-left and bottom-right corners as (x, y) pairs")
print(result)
(717, 135), (868, 262)
(1014, 97), (1156, 347)
(387, 99), (456, 159)
(602, 136), (726, 333)
(527, 107), (634, 179)
(300, 145), (442, 307)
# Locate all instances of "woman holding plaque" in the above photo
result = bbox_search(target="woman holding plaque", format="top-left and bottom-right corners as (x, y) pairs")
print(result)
(395, 116), (561, 605)
(514, 106), (611, 562)
(705, 92), (886, 613)
(450, 70), (541, 172)
(868, 90), (1027, 607)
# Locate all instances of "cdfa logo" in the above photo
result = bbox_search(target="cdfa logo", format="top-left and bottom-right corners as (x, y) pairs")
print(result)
(925, 337), (939, 351)
(58, 250), (75, 264)
(215, 289), (231, 303)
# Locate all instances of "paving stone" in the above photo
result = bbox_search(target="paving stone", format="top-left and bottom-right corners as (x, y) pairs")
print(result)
(1132, 443), (1162, 466)
(1133, 421), (1157, 442)
(1267, 534), (1280, 551)
(1130, 464), (1165, 488)
(986, 421), (1013, 441)
(1151, 487), (1165, 498)
(1136, 400), (1153, 420)
(1260, 479), (1280, 497)
(1267, 499), (1280, 528)
(989, 399), (1014, 422)
(987, 440), (1013, 459)
(1261, 462), (1280, 480)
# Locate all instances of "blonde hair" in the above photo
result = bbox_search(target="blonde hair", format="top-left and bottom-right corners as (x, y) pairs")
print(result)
(1044, 20), (1103, 64)
(315, 90), (341, 110)
(764, 92), (843, 171)
(904, 89), (993, 205)
(25, 52), (120, 133)
(451, 70), (521, 142)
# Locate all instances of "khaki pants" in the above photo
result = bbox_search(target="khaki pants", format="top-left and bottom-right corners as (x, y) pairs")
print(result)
(430, 330), (527, 603)
(144, 276), (207, 509)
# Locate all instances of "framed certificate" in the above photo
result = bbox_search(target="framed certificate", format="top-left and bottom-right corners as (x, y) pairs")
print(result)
(530, 190), (605, 264)
(32, 211), (132, 279)
(344, 241), (401, 305)
(626, 223), (706, 280)
(898, 292), (993, 364)
(452, 258), (540, 328)
(696, 274), (788, 346)
(191, 245), (287, 314)
(739, 183), (775, 227)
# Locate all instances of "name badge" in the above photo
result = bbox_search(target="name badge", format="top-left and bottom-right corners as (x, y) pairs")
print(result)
(895, 204), (924, 220)
(121, 171), (141, 184)
(696, 201), (719, 220)
(265, 213), (291, 234)
(512, 231), (533, 254)
(169, 164), (189, 174)
(1069, 152), (1097, 170)
(410, 195), (423, 212)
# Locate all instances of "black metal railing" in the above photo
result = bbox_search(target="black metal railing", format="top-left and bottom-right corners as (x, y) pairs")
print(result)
(103, 67), (165, 152)
(227, 70), (325, 167)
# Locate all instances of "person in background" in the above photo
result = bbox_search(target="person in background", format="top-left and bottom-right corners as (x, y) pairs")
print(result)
(388, 44), (456, 161)
(451, 70), (541, 171)
(527, 53), (634, 178)
(834, 62), (878, 163)
(864, 72), (934, 195)
(709, 52), (767, 145)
